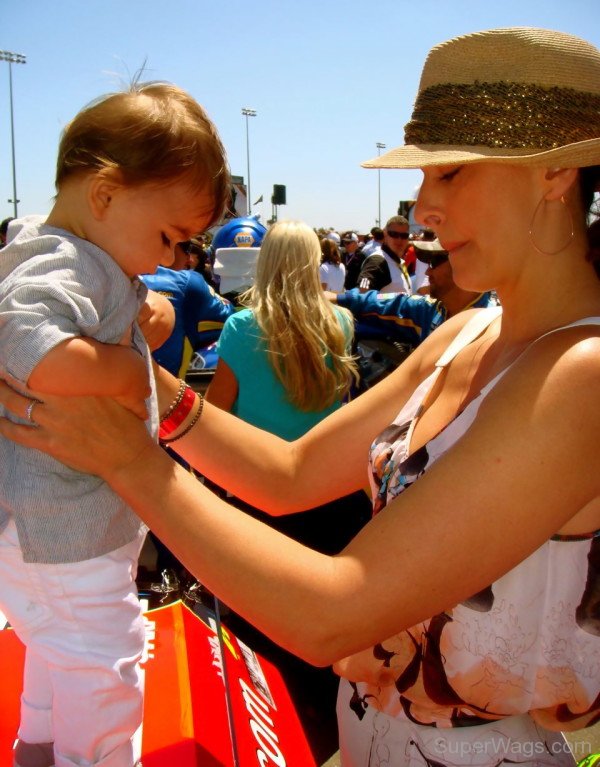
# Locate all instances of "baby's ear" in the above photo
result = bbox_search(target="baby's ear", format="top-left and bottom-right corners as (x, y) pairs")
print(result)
(87, 168), (126, 220)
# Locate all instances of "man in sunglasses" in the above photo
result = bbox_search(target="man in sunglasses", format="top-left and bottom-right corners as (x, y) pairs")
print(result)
(330, 239), (496, 349)
(357, 215), (412, 294)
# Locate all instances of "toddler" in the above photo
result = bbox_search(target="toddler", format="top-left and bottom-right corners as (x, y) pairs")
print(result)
(0, 82), (229, 767)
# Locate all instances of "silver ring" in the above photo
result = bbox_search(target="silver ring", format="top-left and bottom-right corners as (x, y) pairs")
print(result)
(25, 400), (37, 425)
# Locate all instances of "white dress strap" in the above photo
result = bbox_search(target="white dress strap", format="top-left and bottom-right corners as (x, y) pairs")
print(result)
(479, 315), (600, 397)
(555, 316), (600, 330)
(435, 307), (502, 368)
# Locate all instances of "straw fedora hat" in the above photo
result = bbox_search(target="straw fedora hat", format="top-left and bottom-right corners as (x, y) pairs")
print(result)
(363, 27), (600, 169)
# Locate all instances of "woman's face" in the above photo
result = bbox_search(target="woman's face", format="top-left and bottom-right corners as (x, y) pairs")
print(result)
(414, 162), (540, 293)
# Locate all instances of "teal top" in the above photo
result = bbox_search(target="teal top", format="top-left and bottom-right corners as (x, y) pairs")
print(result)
(216, 307), (353, 440)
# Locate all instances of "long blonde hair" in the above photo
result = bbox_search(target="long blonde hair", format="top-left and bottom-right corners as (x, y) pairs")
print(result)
(240, 220), (358, 410)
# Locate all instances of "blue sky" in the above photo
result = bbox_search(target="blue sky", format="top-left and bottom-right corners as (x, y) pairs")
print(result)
(1, 0), (599, 234)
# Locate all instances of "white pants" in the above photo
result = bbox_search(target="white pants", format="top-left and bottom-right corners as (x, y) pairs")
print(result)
(337, 679), (576, 767)
(0, 519), (146, 767)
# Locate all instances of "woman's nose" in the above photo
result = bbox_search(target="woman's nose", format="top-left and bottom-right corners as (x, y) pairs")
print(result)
(413, 179), (443, 229)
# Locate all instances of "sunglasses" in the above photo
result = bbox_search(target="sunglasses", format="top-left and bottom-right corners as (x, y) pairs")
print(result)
(425, 254), (450, 269)
(386, 230), (410, 240)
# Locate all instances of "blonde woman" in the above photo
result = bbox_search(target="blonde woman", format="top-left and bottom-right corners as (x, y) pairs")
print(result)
(207, 220), (357, 439)
(204, 218), (370, 549)
(205, 219), (369, 757)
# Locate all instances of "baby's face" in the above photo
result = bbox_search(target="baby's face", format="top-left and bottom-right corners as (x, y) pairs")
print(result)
(94, 179), (215, 278)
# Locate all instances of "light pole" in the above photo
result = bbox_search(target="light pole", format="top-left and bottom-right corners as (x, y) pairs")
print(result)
(0, 50), (26, 218)
(376, 142), (386, 227)
(241, 107), (256, 216)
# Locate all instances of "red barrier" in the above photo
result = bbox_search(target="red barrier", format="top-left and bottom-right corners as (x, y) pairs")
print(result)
(0, 600), (317, 767)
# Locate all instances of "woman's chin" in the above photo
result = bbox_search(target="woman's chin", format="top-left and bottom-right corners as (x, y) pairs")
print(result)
(453, 272), (495, 295)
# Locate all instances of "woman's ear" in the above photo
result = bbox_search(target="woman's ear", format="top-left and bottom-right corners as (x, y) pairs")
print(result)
(543, 167), (579, 201)
(87, 169), (126, 220)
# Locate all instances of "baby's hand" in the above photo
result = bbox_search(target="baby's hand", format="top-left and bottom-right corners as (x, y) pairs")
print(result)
(138, 291), (176, 351)
(115, 348), (152, 420)
(119, 324), (134, 347)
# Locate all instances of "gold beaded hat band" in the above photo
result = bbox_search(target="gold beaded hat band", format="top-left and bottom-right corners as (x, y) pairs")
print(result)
(362, 27), (600, 169)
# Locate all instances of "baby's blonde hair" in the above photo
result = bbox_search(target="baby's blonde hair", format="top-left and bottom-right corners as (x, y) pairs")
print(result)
(56, 82), (230, 228)
(240, 220), (358, 410)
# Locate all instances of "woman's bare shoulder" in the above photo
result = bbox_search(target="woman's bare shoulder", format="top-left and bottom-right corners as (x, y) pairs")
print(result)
(476, 322), (600, 510)
(511, 321), (600, 392)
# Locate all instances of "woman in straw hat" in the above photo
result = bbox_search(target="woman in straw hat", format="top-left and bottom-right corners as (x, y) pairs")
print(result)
(1, 27), (599, 766)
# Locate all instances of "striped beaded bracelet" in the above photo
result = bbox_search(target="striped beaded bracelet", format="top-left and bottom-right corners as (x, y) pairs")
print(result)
(159, 385), (196, 440)
(160, 394), (205, 445)
(159, 378), (187, 422)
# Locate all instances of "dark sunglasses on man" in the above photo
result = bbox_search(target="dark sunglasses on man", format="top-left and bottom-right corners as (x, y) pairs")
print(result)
(386, 230), (410, 240)
(425, 254), (450, 270)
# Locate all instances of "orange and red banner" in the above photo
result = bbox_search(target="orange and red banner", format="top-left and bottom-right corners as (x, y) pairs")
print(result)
(1, 600), (317, 767)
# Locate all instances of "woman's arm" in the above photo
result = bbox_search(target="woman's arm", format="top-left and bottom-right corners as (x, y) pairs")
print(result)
(2, 327), (597, 665)
(153, 313), (454, 512)
(204, 358), (239, 411)
(153, 361), (406, 511)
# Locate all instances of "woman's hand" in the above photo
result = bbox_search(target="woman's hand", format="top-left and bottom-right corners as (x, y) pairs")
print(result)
(0, 376), (156, 481)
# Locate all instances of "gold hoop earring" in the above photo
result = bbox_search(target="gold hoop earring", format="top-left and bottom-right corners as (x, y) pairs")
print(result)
(528, 195), (574, 256)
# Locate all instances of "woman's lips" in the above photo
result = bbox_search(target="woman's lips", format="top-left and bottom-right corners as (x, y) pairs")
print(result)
(440, 240), (466, 255)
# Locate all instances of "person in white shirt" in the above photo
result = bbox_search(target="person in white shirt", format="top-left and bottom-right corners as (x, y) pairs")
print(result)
(319, 237), (346, 292)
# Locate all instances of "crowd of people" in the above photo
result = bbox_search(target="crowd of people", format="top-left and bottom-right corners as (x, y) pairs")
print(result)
(1, 23), (600, 767)
(319, 220), (417, 295)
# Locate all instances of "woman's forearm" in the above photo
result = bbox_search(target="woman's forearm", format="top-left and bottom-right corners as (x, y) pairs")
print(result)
(179, 399), (306, 510)
(108, 442), (356, 665)
(153, 319), (451, 513)
(154, 362), (372, 512)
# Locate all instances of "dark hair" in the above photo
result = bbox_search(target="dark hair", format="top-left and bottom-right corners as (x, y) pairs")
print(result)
(0, 217), (14, 238)
(581, 166), (600, 217)
(587, 218), (600, 280)
(371, 227), (384, 241)
(320, 237), (341, 265)
(56, 82), (230, 229)
(580, 166), (600, 279)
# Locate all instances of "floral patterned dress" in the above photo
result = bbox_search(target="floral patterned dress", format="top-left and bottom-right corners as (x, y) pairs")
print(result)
(337, 309), (600, 767)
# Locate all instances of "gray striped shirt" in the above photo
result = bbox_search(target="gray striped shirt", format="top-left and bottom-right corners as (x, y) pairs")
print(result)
(0, 216), (156, 563)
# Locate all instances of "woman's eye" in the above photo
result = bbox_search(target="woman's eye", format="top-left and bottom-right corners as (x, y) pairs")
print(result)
(161, 233), (171, 247)
(440, 167), (462, 182)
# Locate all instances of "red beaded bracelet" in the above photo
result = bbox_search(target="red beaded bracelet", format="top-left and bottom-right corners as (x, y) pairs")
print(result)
(159, 385), (196, 439)
(161, 394), (204, 445)
(159, 378), (186, 422)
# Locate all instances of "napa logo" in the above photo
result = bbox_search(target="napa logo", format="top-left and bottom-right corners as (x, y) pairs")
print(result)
(234, 232), (255, 248)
